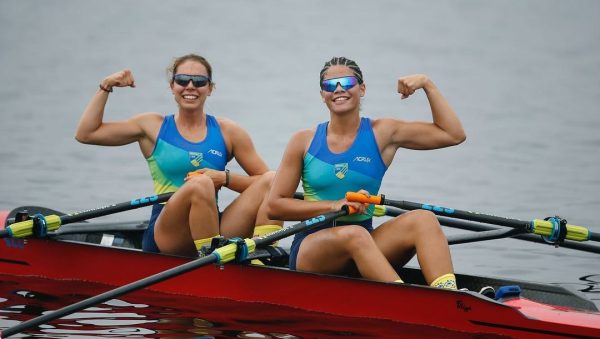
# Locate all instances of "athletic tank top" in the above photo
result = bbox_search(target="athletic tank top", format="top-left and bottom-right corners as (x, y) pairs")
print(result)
(146, 114), (228, 194)
(302, 117), (387, 222)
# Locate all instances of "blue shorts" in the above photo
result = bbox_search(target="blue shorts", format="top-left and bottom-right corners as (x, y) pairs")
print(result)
(142, 204), (164, 253)
(288, 219), (373, 270)
(142, 204), (221, 253)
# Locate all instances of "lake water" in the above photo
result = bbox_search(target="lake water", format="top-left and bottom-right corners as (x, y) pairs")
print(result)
(1, 0), (600, 334)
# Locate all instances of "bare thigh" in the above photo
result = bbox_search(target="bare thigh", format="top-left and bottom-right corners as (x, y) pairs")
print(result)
(220, 171), (281, 238)
(154, 177), (220, 256)
(371, 214), (419, 268)
(296, 227), (361, 274)
(371, 209), (453, 282)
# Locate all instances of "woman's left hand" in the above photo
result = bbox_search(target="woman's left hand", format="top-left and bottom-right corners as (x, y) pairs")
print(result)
(398, 74), (430, 99)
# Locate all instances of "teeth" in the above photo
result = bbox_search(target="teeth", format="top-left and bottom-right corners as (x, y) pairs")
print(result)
(334, 97), (349, 102)
(183, 95), (197, 100)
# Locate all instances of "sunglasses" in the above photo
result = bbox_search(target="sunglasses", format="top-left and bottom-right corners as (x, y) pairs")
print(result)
(321, 76), (359, 92)
(173, 74), (211, 88)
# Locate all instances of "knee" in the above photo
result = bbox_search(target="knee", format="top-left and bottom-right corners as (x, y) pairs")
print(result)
(396, 210), (443, 233)
(257, 170), (276, 187)
(182, 175), (216, 203)
(336, 225), (374, 252)
(251, 170), (277, 194)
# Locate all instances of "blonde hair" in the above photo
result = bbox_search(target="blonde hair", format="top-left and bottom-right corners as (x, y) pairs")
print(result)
(166, 54), (213, 84)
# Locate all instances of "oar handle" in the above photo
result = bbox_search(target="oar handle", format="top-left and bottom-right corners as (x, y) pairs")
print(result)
(346, 192), (384, 205)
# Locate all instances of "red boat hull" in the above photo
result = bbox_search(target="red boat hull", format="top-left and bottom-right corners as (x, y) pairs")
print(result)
(1, 237), (600, 338)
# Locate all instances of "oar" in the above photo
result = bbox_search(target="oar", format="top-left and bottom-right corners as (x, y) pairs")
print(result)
(0, 193), (172, 239)
(1, 206), (354, 338)
(293, 192), (600, 253)
(4, 205), (67, 225)
(51, 220), (148, 235)
(347, 192), (600, 245)
(378, 205), (600, 253)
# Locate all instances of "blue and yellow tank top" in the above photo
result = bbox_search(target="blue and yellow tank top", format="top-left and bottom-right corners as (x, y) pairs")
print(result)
(302, 117), (387, 222)
(146, 114), (228, 195)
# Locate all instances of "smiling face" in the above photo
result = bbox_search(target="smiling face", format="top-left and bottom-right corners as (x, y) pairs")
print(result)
(170, 59), (213, 112)
(320, 65), (365, 116)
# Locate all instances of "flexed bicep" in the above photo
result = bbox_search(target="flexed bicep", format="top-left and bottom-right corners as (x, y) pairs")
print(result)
(75, 69), (146, 146)
(76, 113), (154, 146)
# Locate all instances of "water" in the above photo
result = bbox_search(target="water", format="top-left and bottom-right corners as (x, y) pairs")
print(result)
(1, 0), (600, 334)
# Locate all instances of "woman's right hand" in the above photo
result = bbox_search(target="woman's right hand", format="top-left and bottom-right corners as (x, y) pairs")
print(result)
(331, 199), (368, 215)
(331, 189), (371, 214)
(100, 69), (136, 91)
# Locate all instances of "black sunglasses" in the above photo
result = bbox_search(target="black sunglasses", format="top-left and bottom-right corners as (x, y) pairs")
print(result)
(173, 74), (211, 88)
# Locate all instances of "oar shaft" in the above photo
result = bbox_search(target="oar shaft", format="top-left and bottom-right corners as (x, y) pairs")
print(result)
(383, 206), (600, 254)
(346, 192), (596, 243)
(347, 192), (527, 227)
(254, 207), (351, 247)
(59, 193), (173, 224)
(53, 220), (148, 235)
(388, 198), (530, 229)
(447, 228), (523, 245)
(388, 199), (593, 242)
(2, 193), (172, 239)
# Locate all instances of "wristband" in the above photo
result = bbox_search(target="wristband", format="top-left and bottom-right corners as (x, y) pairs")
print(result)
(99, 84), (113, 93)
(224, 169), (230, 187)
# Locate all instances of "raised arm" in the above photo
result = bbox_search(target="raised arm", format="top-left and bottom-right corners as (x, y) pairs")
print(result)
(75, 69), (150, 147)
(379, 74), (466, 153)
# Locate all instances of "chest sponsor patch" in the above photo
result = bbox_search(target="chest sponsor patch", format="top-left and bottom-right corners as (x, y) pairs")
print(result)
(208, 149), (223, 157)
(353, 156), (371, 163)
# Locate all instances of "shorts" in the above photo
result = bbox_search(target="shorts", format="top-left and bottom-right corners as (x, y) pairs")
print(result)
(142, 204), (164, 253)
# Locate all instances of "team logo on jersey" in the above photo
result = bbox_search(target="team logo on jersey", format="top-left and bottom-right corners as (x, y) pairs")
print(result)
(189, 152), (203, 167)
(334, 163), (348, 179)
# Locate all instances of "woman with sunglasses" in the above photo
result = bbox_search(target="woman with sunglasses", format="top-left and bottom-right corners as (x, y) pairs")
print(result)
(76, 54), (281, 257)
(267, 57), (465, 288)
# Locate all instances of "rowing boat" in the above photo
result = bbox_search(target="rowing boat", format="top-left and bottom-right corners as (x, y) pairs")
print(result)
(2, 209), (600, 338)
